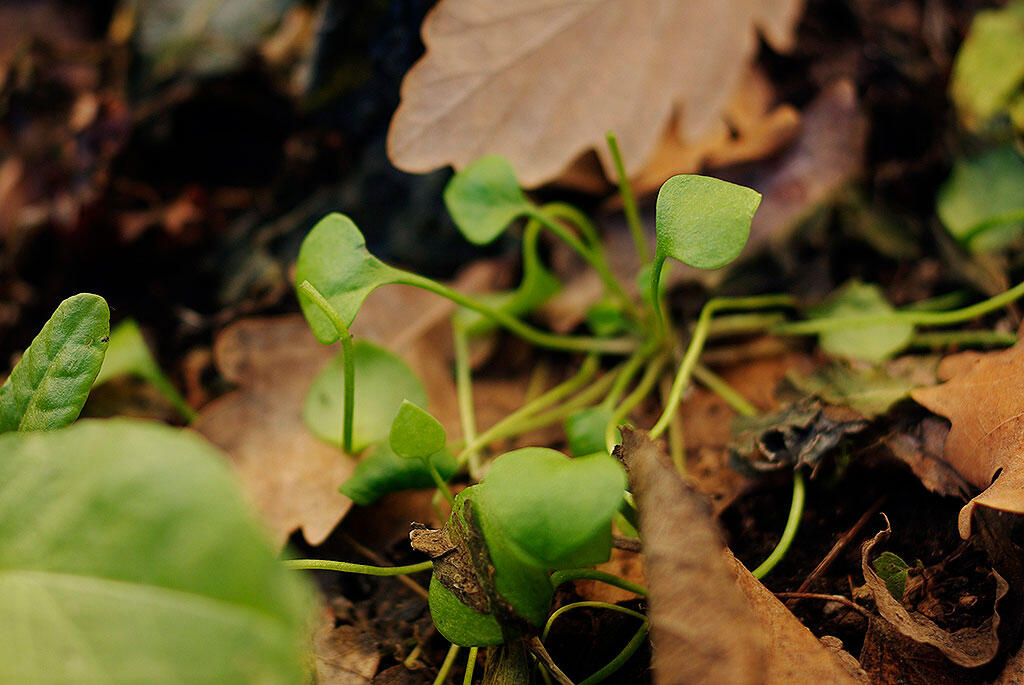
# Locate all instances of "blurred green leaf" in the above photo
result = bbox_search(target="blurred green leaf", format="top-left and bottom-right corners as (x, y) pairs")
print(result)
(304, 340), (426, 453)
(787, 360), (932, 418)
(0, 419), (312, 682)
(564, 406), (614, 456)
(810, 281), (913, 363)
(937, 146), (1024, 252)
(340, 441), (458, 505)
(950, 1), (1024, 131)
(0, 294), (109, 433)
(443, 156), (533, 245)
(390, 400), (446, 459)
(872, 551), (910, 601)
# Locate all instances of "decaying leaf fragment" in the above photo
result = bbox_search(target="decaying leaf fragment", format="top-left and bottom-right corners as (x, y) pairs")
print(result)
(911, 337), (1024, 537)
(388, 0), (804, 188)
(861, 520), (1008, 668)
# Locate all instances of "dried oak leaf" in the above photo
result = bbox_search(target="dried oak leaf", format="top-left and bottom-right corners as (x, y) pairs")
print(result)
(911, 338), (1024, 538)
(387, 0), (804, 188)
(193, 316), (355, 548)
(861, 520), (1008, 668)
(621, 428), (863, 684)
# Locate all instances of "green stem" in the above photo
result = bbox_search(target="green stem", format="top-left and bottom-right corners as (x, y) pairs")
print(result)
(650, 294), (795, 439)
(959, 207), (1024, 246)
(605, 352), (670, 452)
(398, 273), (636, 354)
(649, 255), (668, 333)
(434, 643), (461, 685)
(457, 355), (601, 460)
(549, 568), (648, 597)
(541, 202), (603, 250)
(705, 312), (786, 337)
(542, 601), (646, 641)
(751, 470), (806, 580)
(453, 323), (481, 478)
(579, 622), (648, 685)
(909, 329), (1017, 349)
(529, 208), (637, 317)
(298, 281), (355, 454)
(773, 280), (1024, 336)
(425, 458), (457, 509)
(463, 646), (478, 685)
(605, 132), (649, 265)
(602, 341), (658, 410)
(691, 363), (757, 417)
(284, 559), (433, 575)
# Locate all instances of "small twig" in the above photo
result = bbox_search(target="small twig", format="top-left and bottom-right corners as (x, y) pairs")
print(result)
(796, 495), (886, 593)
(527, 637), (575, 685)
(611, 535), (642, 553)
(341, 533), (430, 600)
(774, 592), (872, 620)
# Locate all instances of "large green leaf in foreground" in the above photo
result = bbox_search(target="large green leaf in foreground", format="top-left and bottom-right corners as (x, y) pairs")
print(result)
(0, 293), (109, 433)
(0, 419), (312, 683)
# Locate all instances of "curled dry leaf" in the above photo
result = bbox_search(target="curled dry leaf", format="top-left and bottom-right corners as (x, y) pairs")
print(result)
(620, 427), (862, 684)
(388, 0), (804, 188)
(910, 336), (1024, 537)
(193, 316), (355, 547)
(861, 520), (1007, 668)
(313, 607), (380, 684)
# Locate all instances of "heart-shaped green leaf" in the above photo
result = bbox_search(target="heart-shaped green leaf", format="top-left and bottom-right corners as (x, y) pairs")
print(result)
(0, 294), (110, 433)
(304, 341), (427, 453)
(810, 281), (914, 363)
(872, 551), (910, 601)
(295, 213), (407, 344)
(94, 319), (194, 420)
(476, 448), (626, 569)
(937, 146), (1024, 252)
(564, 406), (614, 456)
(427, 575), (505, 647)
(0, 419), (312, 682)
(655, 175), (760, 271)
(390, 400), (446, 459)
(340, 441), (458, 506)
(443, 155), (533, 245)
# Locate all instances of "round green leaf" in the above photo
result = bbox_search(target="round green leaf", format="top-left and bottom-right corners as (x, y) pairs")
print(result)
(810, 281), (914, 363)
(0, 419), (313, 683)
(937, 146), (1024, 252)
(341, 441), (458, 506)
(476, 448), (626, 569)
(0, 293), (109, 433)
(443, 155), (533, 245)
(564, 406), (614, 456)
(390, 400), (446, 459)
(304, 340), (427, 453)
(654, 175), (760, 270)
(427, 575), (504, 647)
(295, 213), (407, 344)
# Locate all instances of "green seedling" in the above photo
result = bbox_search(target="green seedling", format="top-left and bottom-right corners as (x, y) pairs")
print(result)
(390, 400), (456, 507)
(0, 293), (109, 433)
(872, 551), (911, 601)
(808, 281), (914, 363)
(937, 145), (1024, 252)
(341, 441), (458, 506)
(93, 318), (194, 421)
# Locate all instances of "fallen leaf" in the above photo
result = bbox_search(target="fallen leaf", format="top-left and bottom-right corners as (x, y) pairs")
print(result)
(313, 608), (380, 684)
(788, 357), (938, 419)
(193, 316), (355, 547)
(859, 617), (969, 685)
(620, 428), (862, 684)
(619, 427), (766, 684)
(911, 337), (1024, 537)
(387, 0), (804, 188)
(882, 417), (971, 500)
(861, 521), (1007, 668)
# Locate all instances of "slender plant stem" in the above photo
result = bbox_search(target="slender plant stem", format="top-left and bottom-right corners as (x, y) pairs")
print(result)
(602, 341), (658, 409)
(605, 352), (670, 452)
(404, 645), (423, 669)
(398, 273), (637, 354)
(773, 280), (1024, 336)
(579, 622), (649, 685)
(284, 559), (433, 575)
(659, 375), (686, 475)
(751, 470), (806, 580)
(959, 207), (1024, 245)
(542, 601), (647, 641)
(529, 208), (637, 316)
(549, 568), (648, 597)
(434, 643), (461, 685)
(705, 311), (786, 337)
(650, 294), (795, 439)
(691, 363), (757, 417)
(463, 647), (478, 685)
(457, 355), (600, 460)
(605, 132), (649, 265)
(426, 458), (457, 508)
(909, 329), (1017, 349)
(541, 202), (603, 250)
(452, 322), (482, 478)
(902, 290), (971, 312)
(298, 281), (355, 453)
(649, 255), (669, 333)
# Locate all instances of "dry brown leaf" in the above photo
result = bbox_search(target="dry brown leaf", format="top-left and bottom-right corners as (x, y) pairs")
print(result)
(387, 0), (804, 188)
(193, 316), (355, 548)
(730, 553), (866, 684)
(911, 337), (1024, 538)
(313, 608), (381, 684)
(619, 427), (766, 684)
(861, 521), (1008, 668)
